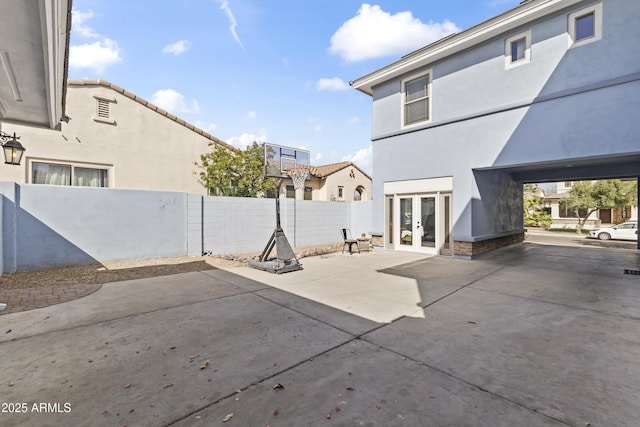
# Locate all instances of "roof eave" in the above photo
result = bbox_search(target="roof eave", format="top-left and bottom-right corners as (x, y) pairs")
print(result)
(350, 0), (584, 96)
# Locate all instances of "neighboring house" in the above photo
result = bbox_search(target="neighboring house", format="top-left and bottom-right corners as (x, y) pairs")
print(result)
(546, 181), (637, 228)
(276, 161), (372, 201)
(0, 80), (232, 195)
(352, 0), (640, 257)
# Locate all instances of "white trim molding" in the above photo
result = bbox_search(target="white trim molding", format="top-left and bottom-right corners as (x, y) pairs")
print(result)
(568, 2), (603, 48)
(504, 30), (532, 69)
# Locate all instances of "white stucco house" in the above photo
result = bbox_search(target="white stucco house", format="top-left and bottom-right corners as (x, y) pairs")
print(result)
(352, 0), (640, 257)
(277, 161), (372, 202)
(0, 80), (233, 195)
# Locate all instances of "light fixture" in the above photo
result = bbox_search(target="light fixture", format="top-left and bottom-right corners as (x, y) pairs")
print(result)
(0, 131), (26, 165)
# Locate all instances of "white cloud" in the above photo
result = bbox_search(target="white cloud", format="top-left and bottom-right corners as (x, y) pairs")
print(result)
(163, 40), (192, 55)
(329, 4), (460, 62)
(69, 40), (122, 74)
(316, 77), (350, 92)
(70, 8), (123, 73)
(151, 89), (201, 114)
(219, 1), (244, 48)
(227, 132), (269, 150)
(307, 117), (323, 133)
(313, 153), (323, 162)
(194, 120), (218, 133)
(72, 9), (99, 38)
(246, 111), (257, 120)
(342, 146), (373, 174)
(347, 116), (361, 126)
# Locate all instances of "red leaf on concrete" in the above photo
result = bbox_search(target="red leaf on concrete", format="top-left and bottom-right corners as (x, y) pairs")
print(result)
(335, 407), (341, 412)
(124, 384), (132, 389)
(273, 409), (279, 416)
(376, 403), (381, 409)
(326, 413), (332, 419)
(102, 409), (109, 415)
(345, 386), (354, 391)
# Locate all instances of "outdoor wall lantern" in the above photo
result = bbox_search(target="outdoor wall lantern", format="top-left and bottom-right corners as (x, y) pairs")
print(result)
(0, 131), (26, 165)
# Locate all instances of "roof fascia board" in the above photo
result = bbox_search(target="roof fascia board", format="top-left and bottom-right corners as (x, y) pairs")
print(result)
(40, 0), (70, 129)
(351, 0), (585, 95)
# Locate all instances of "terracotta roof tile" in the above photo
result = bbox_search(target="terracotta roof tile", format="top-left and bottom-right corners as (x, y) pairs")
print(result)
(310, 161), (371, 180)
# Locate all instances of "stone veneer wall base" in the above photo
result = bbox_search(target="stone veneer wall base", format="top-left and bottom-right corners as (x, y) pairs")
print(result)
(454, 232), (525, 258)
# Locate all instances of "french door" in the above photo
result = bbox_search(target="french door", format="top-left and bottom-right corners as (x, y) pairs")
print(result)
(388, 193), (452, 255)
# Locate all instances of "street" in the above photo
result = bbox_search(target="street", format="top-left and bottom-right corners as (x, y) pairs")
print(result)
(525, 227), (638, 250)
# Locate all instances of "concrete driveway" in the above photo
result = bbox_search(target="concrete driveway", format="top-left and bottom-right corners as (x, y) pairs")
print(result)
(1, 242), (639, 426)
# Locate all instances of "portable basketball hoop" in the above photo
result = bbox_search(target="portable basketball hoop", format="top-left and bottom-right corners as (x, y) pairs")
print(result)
(248, 144), (310, 274)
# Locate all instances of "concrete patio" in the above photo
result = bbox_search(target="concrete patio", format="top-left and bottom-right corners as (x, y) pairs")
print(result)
(1, 242), (639, 426)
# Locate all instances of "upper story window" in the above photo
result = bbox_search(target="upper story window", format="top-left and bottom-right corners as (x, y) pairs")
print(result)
(402, 71), (431, 127)
(505, 30), (531, 69)
(338, 186), (344, 200)
(93, 94), (116, 124)
(31, 161), (110, 187)
(568, 3), (602, 47)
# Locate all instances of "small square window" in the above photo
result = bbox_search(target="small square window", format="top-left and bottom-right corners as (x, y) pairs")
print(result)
(575, 12), (595, 41)
(568, 3), (602, 47)
(511, 38), (526, 62)
(505, 31), (531, 69)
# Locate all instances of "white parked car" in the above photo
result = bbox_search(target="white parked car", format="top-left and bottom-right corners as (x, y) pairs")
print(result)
(588, 221), (638, 241)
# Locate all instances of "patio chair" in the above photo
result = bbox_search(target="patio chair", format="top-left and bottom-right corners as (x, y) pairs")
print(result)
(341, 228), (360, 254)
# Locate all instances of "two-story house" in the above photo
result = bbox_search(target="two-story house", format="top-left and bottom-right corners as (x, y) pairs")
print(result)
(352, 0), (640, 257)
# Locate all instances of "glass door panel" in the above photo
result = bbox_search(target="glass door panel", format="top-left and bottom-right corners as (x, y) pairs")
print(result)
(441, 194), (452, 255)
(419, 197), (436, 248)
(399, 197), (413, 246)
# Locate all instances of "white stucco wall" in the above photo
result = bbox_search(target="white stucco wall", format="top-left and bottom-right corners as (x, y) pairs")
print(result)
(0, 182), (372, 273)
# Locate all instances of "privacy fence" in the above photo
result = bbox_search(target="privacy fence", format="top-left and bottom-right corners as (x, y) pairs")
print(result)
(0, 182), (372, 274)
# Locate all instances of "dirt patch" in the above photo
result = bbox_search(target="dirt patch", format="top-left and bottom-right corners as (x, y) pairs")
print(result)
(0, 243), (343, 291)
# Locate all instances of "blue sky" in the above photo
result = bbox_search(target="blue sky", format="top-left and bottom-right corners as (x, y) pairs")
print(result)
(68, 0), (522, 174)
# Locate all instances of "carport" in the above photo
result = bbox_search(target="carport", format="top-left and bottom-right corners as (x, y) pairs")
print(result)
(478, 153), (640, 249)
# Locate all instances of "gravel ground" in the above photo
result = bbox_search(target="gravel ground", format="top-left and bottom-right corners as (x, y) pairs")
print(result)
(0, 243), (344, 290)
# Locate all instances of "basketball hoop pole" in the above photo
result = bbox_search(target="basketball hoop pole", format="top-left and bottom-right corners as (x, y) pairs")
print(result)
(288, 166), (310, 248)
(249, 143), (309, 274)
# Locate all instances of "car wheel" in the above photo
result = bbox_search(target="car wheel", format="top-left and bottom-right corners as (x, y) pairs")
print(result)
(598, 232), (611, 241)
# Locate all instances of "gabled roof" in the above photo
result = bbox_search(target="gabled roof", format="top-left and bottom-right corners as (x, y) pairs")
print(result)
(67, 79), (234, 150)
(350, 0), (584, 95)
(310, 161), (372, 181)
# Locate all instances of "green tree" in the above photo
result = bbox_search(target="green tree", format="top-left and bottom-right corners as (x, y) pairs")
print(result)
(567, 179), (638, 233)
(523, 184), (552, 228)
(196, 142), (277, 197)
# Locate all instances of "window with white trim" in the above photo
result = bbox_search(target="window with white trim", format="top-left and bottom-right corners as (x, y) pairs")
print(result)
(568, 3), (602, 47)
(505, 30), (531, 69)
(338, 186), (344, 200)
(402, 71), (431, 127)
(31, 161), (110, 187)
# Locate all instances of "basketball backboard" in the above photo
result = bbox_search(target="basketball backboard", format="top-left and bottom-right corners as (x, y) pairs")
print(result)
(264, 143), (310, 178)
